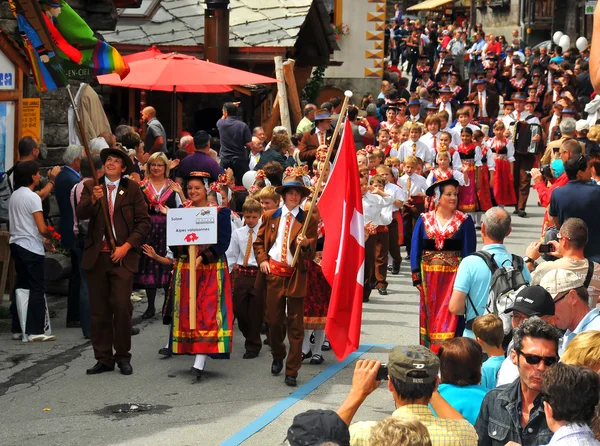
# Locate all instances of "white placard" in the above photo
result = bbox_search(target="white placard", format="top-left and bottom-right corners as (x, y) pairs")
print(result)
(166, 207), (218, 246)
(586, 1), (596, 14)
(0, 50), (15, 91)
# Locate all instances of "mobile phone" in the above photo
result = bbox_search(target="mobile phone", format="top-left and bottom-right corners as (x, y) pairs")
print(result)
(539, 244), (555, 253)
(376, 363), (389, 381)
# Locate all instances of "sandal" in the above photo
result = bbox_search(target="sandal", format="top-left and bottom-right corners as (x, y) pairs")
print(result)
(322, 340), (332, 351)
(310, 354), (325, 365)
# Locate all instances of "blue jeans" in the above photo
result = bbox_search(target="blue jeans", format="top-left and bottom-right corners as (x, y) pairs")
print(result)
(73, 244), (90, 338)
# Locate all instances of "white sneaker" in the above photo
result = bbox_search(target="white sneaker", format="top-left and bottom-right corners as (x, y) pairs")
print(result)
(12, 333), (22, 341)
(28, 334), (56, 342)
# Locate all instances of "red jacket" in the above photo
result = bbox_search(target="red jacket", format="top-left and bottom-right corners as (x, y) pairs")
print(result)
(533, 172), (569, 234)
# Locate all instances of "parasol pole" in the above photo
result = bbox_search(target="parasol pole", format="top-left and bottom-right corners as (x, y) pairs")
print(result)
(66, 85), (117, 253)
(172, 84), (178, 156)
(290, 90), (353, 268)
(189, 245), (197, 330)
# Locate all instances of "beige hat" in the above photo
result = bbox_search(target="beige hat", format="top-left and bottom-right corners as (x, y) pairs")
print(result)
(576, 119), (590, 133)
(540, 269), (585, 298)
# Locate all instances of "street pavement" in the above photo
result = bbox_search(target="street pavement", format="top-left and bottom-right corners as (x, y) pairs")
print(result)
(0, 198), (544, 446)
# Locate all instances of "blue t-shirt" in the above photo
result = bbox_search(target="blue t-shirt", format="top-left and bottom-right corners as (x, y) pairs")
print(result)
(434, 383), (489, 425)
(453, 244), (532, 338)
(481, 355), (505, 390)
(550, 181), (600, 259)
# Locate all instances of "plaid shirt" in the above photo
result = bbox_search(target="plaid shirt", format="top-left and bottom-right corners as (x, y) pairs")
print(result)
(547, 424), (600, 446)
(349, 404), (477, 446)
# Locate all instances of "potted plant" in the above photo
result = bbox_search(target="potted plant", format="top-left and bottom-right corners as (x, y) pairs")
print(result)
(331, 23), (350, 40)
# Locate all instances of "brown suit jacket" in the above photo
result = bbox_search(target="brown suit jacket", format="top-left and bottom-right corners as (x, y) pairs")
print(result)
(76, 176), (151, 273)
(540, 115), (561, 148)
(467, 90), (500, 118)
(297, 128), (339, 166)
(253, 206), (318, 297)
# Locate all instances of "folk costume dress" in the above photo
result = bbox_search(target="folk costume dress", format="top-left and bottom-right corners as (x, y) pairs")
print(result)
(486, 136), (517, 206)
(457, 143), (482, 213)
(134, 179), (181, 289)
(476, 145), (495, 212)
(303, 222), (330, 330)
(410, 211), (476, 353)
(164, 203), (234, 358)
(425, 168), (468, 211)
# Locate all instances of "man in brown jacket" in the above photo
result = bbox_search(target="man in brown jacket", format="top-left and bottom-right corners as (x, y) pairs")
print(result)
(77, 148), (150, 376)
(297, 109), (339, 167)
(254, 175), (318, 387)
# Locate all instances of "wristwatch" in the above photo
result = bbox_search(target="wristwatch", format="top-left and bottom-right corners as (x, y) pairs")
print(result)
(523, 256), (534, 264)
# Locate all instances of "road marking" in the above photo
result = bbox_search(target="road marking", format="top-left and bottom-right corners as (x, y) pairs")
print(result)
(220, 343), (394, 446)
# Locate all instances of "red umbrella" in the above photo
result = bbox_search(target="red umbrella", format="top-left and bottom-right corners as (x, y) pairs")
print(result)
(97, 52), (278, 93)
(121, 45), (162, 64)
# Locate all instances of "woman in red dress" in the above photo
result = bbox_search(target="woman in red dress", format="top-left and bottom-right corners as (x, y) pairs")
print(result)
(485, 120), (517, 206)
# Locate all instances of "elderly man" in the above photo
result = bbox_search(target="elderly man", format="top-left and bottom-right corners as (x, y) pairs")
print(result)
(55, 145), (83, 329)
(539, 118), (583, 166)
(337, 346), (477, 446)
(540, 269), (600, 355)
(140, 107), (167, 154)
(528, 218), (600, 307)
(297, 108), (339, 167)
(450, 207), (531, 338)
(475, 317), (561, 446)
(217, 102), (252, 186)
(296, 104), (316, 134)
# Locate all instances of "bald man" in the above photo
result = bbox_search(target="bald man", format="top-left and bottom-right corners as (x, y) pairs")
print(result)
(141, 106), (167, 154)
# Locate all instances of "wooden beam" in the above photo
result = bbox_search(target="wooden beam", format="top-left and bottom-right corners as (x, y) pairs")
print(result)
(274, 56), (291, 133)
(15, 69), (23, 145)
(230, 85), (253, 96)
(263, 96), (280, 141)
(0, 91), (20, 101)
(282, 59), (302, 133)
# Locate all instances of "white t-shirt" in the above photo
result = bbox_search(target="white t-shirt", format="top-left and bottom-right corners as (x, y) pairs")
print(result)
(9, 187), (45, 255)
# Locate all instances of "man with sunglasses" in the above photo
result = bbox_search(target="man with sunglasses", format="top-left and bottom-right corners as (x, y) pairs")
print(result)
(475, 317), (562, 446)
(550, 154), (600, 261)
(496, 286), (556, 387)
(540, 269), (600, 356)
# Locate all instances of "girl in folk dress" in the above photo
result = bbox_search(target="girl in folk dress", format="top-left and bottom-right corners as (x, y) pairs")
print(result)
(473, 130), (495, 227)
(146, 172), (233, 380)
(411, 179), (476, 353)
(426, 147), (468, 211)
(457, 127), (482, 219)
(135, 152), (185, 319)
(485, 120), (516, 206)
(301, 202), (330, 366)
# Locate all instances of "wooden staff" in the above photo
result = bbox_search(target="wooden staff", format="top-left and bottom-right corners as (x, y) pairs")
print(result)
(290, 90), (353, 268)
(66, 85), (116, 252)
(189, 245), (197, 330)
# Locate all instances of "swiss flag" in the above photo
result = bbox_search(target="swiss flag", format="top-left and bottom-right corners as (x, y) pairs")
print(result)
(319, 119), (365, 361)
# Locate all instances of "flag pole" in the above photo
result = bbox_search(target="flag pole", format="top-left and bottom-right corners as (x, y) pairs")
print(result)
(290, 90), (353, 269)
(66, 85), (117, 252)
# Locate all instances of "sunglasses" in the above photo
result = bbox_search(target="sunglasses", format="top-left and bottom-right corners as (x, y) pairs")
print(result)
(553, 290), (569, 304)
(516, 349), (558, 367)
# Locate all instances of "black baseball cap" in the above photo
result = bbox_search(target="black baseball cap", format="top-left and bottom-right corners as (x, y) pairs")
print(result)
(193, 130), (210, 147)
(286, 409), (350, 446)
(504, 286), (555, 317)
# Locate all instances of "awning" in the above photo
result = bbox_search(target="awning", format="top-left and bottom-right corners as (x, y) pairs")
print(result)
(407, 0), (454, 11)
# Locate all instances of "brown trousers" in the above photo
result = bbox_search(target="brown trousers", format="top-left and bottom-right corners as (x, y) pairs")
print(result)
(233, 272), (263, 354)
(513, 153), (535, 210)
(265, 274), (304, 378)
(402, 201), (426, 256)
(388, 215), (401, 265)
(86, 252), (133, 367)
(373, 231), (390, 289)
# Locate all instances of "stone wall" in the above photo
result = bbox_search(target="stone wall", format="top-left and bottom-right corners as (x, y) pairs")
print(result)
(475, 0), (521, 44)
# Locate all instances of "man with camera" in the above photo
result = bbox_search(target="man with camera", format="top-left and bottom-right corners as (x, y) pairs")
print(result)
(336, 346), (477, 446)
(526, 218), (600, 308)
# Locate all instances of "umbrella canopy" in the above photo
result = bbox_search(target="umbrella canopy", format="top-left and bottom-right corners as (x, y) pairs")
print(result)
(122, 45), (162, 64)
(97, 52), (278, 93)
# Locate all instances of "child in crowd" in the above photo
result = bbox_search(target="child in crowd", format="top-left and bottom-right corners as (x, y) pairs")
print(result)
(387, 125), (402, 157)
(361, 174), (392, 301)
(472, 314), (506, 390)
(398, 124), (435, 171)
(473, 129), (495, 227)
(384, 156), (402, 182)
(439, 131), (462, 169)
(457, 127), (482, 219)
(397, 156), (427, 260)
(256, 186), (281, 212)
(486, 120), (516, 207)
(369, 175), (393, 295)
(357, 153), (368, 169)
(376, 165), (404, 275)
(226, 198), (264, 359)
(426, 148), (468, 187)
(419, 115), (442, 153)
(438, 110), (462, 147)
(454, 108), (480, 134)
(375, 128), (391, 156)
(399, 126), (410, 145)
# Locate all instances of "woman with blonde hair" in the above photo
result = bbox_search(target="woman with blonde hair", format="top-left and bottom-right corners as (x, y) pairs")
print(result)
(134, 152), (185, 319)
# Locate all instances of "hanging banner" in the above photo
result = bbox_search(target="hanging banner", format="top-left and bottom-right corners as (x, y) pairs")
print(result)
(22, 98), (41, 141)
(0, 102), (16, 172)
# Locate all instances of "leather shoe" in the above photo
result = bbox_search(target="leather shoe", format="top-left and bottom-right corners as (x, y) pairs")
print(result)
(271, 359), (284, 375)
(86, 362), (114, 375)
(310, 354), (325, 365)
(141, 308), (155, 319)
(158, 348), (172, 357)
(284, 375), (297, 387)
(378, 288), (388, 296)
(117, 361), (133, 375)
(302, 350), (312, 361)
(243, 351), (259, 359)
(131, 327), (140, 336)
(66, 321), (81, 328)
(518, 210), (528, 218)
(191, 367), (203, 380)
(391, 262), (401, 275)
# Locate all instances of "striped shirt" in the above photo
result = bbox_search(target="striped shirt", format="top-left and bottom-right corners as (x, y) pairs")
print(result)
(349, 404), (477, 446)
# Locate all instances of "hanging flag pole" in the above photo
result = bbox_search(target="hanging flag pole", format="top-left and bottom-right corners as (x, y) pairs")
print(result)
(66, 85), (116, 252)
(290, 90), (353, 268)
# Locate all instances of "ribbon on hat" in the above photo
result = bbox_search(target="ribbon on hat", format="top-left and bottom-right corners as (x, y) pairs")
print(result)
(364, 145), (375, 154)
(284, 165), (309, 178)
(255, 170), (267, 181)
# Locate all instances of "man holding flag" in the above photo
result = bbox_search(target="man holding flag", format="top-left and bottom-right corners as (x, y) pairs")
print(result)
(319, 117), (366, 362)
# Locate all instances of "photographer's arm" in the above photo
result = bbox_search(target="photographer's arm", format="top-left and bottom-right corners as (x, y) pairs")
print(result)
(336, 360), (381, 426)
